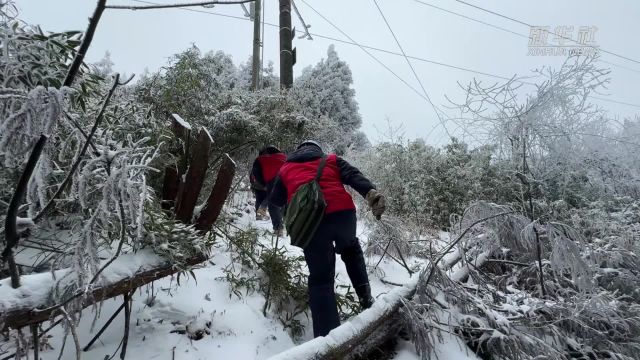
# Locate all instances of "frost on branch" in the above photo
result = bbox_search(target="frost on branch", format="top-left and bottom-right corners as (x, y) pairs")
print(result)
(0, 12), (211, 331)
(402, 200), (640, 360)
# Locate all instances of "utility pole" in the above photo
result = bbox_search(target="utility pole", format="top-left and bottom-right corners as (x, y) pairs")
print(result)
(251, 0), (262, 90)
(279, 0), (293, 89)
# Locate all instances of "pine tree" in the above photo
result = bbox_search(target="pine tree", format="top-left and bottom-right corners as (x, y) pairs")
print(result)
(294, 45), (362, 134)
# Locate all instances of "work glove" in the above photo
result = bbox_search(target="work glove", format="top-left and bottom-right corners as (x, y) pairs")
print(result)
(366, 189), (386, 220)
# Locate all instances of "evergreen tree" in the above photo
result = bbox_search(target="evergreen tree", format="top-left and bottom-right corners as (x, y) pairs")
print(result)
(93, 50), (114, 77)
(294, 45), (362, 134)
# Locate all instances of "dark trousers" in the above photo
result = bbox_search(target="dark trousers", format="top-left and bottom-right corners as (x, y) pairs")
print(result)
(303, 210), (369, 337)
(254, 189), (283, 230)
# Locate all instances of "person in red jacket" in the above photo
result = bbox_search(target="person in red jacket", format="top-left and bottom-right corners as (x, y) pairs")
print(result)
(270, 140), (386, 338)
(250, 145), (287, 234)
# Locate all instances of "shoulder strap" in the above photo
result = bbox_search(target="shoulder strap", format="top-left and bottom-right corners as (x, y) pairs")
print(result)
(314, 156), (327, 182)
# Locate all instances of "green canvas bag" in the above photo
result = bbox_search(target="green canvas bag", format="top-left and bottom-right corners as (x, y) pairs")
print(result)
(284, 157), (327, 249)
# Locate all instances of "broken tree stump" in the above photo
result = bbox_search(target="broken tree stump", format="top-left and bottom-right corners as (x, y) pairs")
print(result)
(161, 166), (180, 211)
(195, 154), (236, 234)
(175, 127), (213, 223)
(169, 113), (192, 214)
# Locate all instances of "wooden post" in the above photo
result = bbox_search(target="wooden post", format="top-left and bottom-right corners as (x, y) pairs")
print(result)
(169, 113), (192, 175)
(195, 154), (236, 233)
(169, 113), (192, 219)
(175, 127), (213, 223)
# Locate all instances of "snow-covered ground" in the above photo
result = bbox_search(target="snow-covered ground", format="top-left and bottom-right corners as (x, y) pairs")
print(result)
(3, 195), (476, 360)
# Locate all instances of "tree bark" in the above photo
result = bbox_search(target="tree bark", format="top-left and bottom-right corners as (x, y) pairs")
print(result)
(63, 0), (107, 87)
(1, 254), (207, 331)
(2, 134), (48, 288)
(195, 154), (236, 233)
(175, 127), (212, 223)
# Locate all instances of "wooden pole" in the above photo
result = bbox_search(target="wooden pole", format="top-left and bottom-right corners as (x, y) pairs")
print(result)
(279, 0), (293, 88)
(251, 0), (262, 90)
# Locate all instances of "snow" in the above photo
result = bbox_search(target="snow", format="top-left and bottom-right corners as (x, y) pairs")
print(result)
(16, 216), (35, 228)
(2, 193), (475, 360)
(394, 337), (479, 360)
(201, 126), (213, 143)
(0, 250), (165, 314)
(172, 113), (191, 130)
(268, 276), (418, 360)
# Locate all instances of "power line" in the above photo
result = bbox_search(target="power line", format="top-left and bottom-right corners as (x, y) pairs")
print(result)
(300, 0), (479, 141)
(599, 59), (640, 75)
(410, 0), (640, 75)
(412, 0), (526, 38)
(295, 0), (437, 107)
(129, 0), (249, 19)
(308, 32), (526, 81)
(307, 23), (640, 109)
(452, 0), (640, 66)
(122, 0), (640, 109)
(106, 0), (254, 10)
(591, 96), (640, 109)
(372, 0), (449, 135)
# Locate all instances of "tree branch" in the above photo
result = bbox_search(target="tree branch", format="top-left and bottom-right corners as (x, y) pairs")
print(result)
(59, 307), (81, 360)
(30, 324), (39, 360)
(486, 259), (529, 267)
(106, 0), (254, 10)
(83, 303), (125, 352)
(2, 134), (48, 288)
(120, 292), (132, 360)
(63, 0), (107, 87)
(34, 74), (121, 223)
(425, 211), (514, 286)
(90, 194), (127, 284)
(2, 254), (207, 331)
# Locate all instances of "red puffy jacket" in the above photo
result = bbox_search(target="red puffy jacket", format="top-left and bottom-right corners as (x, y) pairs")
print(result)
(278, 154), (356, 214)
(251, 152), (287, 188)
(258, 153), (287, 183)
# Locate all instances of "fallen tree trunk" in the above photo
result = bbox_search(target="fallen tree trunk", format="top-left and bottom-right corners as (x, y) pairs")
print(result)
(268, 246), (484, 360)
(268, 278), (418, 360)
(1, 253), (207, 331)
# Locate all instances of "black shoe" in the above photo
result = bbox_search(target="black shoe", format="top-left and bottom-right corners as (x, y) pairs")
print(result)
(359, 294), (374, 310)
(355, 283), (374, 310)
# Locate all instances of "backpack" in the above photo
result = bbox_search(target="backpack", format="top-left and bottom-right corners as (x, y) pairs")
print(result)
(284, 157), (327, 249)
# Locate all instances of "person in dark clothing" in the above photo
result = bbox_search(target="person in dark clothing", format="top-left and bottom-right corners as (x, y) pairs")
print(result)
(270, 140), (386, 337)
(250, 145), (287, 234)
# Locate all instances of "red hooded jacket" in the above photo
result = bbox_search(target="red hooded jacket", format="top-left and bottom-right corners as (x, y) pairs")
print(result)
(271, 145), (375, 215)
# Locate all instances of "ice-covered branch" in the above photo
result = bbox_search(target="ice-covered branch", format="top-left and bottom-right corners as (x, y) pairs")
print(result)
(63, 0), (107, 87)
(2, 134), (48, 289)
(34, 74), (121, 223)
(425, 209), (515, 286)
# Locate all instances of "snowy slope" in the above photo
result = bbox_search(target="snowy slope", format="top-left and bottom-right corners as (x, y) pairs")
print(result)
(7, 196), (475, 360)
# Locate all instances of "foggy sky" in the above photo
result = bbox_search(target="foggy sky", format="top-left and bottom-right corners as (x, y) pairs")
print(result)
(17, 0), (640, 145)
